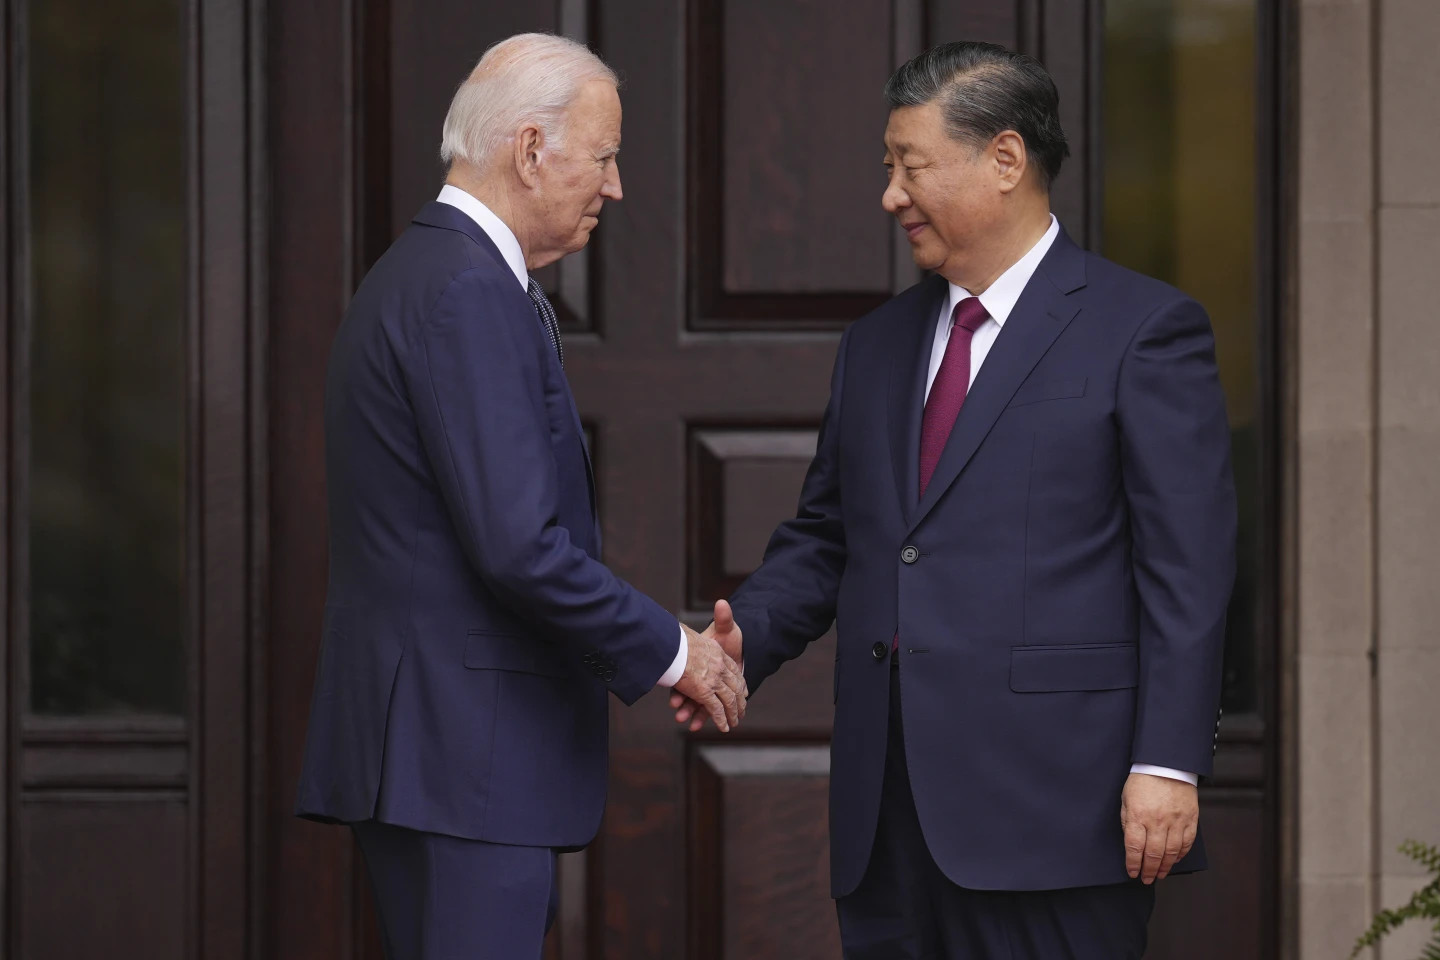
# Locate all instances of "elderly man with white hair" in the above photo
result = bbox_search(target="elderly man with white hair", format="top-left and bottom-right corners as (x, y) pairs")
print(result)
(293, 33), (746, 959)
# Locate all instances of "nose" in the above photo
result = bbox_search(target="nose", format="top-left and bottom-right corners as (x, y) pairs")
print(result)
(601, 159), (623, 202)
(882, 176), (908, 215)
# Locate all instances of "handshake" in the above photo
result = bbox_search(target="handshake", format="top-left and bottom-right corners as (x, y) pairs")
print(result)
(669, 599), (747, 733)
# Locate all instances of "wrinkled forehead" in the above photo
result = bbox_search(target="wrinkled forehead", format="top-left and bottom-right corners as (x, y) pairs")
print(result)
(567, 80), (623, 143)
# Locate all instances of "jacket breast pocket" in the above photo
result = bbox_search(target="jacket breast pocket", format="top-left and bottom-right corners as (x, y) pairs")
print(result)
(1009, 642), (1138, 692)
(464, 631), (568, 678)
(1006, 377), (1088, 409)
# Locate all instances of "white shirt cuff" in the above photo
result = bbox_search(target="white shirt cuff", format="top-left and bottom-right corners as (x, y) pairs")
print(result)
(1130, 763), (1199, 786)
(656, 624), (687, 688)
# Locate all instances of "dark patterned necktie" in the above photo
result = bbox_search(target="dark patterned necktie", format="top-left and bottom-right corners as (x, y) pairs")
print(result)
(526, 277), (564, 368)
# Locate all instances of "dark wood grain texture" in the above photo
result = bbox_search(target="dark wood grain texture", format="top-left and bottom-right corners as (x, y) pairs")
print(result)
(718, 0), (891, 296)
(196, 0), (260, 955)
(3, 0), (260, 956)
(20, 795), (187, 960)
(266, 0), (357, 956)
(1146, 791), (1266, 959)
(1, 0), (14, 951)
(929, 0), (1020, 48)
(689, 0), (927, 329)
(690, 744), (838, 960)
(689, 426), (819, 606)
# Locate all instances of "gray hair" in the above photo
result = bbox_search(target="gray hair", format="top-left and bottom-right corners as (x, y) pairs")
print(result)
(440, 33), (618, 168)
(885, 41), (1070, 187)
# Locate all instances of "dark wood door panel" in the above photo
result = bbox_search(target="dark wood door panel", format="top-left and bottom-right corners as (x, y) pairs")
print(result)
(690, 744), (838, 960)
(19, 796), (187, 960)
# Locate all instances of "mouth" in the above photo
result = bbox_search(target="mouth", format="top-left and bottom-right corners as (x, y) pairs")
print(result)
(901, 221), (928, 239)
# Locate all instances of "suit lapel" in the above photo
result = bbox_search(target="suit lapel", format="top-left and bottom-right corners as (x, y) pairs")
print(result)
(889, 277), (949, 525)
(907, 231), (1088, 533)
(564, 393), (601, 544)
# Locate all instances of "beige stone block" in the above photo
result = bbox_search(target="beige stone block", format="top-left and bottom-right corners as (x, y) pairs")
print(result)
(1299, 433), (1374, 654)
(1298, 219), (1374, 434)
(1299, 877), (1375, 959)
(1300, 4), (1373, 223)
(1380, 0), (1440, 205)
(1377, 650), (1440, 875)
(1378, 207), (1440, 422)
(1378, 430), (1440, 649)
(1376, 875), (1436, 959)
(1298, 653), (1374, 878)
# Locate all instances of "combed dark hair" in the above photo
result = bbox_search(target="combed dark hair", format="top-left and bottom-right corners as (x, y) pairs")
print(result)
(885, 41), (1070, 187)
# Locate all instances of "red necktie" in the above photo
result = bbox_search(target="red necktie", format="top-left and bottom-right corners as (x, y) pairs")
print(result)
(897, 297), (990, 652)
(919, 297), (990, 497)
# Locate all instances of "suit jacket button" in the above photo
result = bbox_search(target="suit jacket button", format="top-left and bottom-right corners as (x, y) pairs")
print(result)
(871, 641), (889, 660)
(901, 545), (919, 564)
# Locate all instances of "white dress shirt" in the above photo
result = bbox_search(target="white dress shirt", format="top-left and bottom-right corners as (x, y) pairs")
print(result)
(922, 214), (1197, 787)
(436, 186), (689, 689)
(924, 215), (1059, 400)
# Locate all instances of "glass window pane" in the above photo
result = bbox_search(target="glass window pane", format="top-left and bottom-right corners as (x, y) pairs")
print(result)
(1103, 0), (1260, 714)
(29, 0), (186, 715)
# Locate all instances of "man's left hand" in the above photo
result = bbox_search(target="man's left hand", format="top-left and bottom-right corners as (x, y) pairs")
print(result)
(1121, 772), (1198, 884)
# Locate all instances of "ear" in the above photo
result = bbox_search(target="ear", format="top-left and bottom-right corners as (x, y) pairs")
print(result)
(514, 122), (545, 188)
(992, 130), (1028, 194)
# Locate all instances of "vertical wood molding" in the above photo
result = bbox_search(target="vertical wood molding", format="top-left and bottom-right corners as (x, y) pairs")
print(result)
(183, 0), (203, 951)
(2, 0), (29, 953)
(0, 0), (13, 950)
(351, 0), (389, 281)
(1269, 1), (1297, 956)
(265, 0), (358, 954)
(892, 0), (925, 294)
(247, 0), (271, 954)
(1035, 0), (1099, 246)
(196, 0), (260, 955)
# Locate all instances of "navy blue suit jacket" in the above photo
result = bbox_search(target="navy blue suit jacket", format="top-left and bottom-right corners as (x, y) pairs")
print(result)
(294, 202), (679, 847)
(730, 229), (1237, 896)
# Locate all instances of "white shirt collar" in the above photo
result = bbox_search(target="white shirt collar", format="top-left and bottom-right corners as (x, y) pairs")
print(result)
(436, 184), (529, 290)
(943, 214), (1060, 328)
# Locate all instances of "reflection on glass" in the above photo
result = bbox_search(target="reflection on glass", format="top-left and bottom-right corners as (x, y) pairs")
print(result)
(1104, 0), (1259, 713)
(29, 0), (186, 715)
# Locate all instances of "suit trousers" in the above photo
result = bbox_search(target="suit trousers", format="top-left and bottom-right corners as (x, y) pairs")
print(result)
(836, 658), (1155, 959)
(352, 819), (558, 960)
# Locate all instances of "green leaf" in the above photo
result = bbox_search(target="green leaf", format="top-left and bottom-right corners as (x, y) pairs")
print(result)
(1353, 844), (1440, 957)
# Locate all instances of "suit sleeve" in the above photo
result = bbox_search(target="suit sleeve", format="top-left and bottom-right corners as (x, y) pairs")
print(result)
(728, 330), (850, 693)
(1116, 297), (1237, 778)
(403, 268), (679, 704)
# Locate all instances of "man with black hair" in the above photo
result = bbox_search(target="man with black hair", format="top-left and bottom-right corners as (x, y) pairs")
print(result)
(675, 41), (1235, 959)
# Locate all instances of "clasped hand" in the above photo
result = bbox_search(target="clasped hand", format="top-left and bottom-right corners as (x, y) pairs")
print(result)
(670, 600), (745, 732)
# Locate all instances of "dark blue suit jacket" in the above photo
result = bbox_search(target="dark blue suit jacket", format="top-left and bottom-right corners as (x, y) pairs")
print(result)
(294, 202), (678, 847)
(730, 228), (1236, 896)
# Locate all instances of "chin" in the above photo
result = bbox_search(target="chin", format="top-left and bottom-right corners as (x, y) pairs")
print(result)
(909, 246), (945, 272)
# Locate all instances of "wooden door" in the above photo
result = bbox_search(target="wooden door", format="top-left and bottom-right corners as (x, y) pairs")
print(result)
(264, 1), (1279, 958)
(2, 0), (261, 957)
